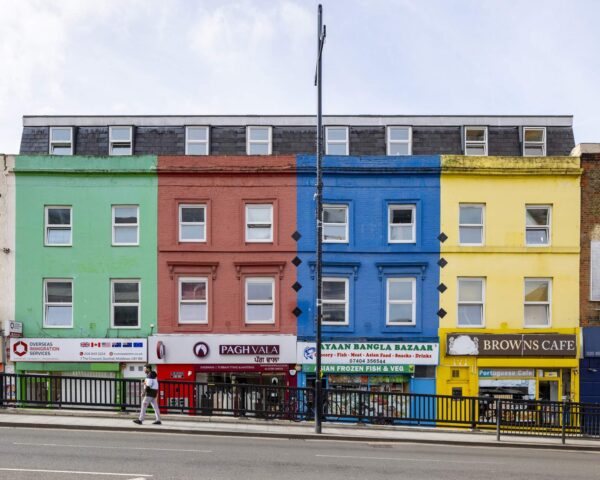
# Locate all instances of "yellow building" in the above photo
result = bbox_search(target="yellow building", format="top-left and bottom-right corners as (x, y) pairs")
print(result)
(437, 156), (581, 403)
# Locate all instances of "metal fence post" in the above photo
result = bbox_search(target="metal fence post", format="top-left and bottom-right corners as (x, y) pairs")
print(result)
(496, 400), (501, 441)
(471, 397), (476, 429)
(0, 374), (4, 408)
(561, 400), (567, 445)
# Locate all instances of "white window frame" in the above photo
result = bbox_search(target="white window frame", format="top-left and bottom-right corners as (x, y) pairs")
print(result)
(112, 205), (140, 246)
(459, 204), (485, 246)
(388, 205), (416, 243)
(524, 278), (552, 328)
(325, 126), (349, 155)
(523, 127), (546, 157)
(322, 277), (349, 326)
(386, 126), (412, 155)
(49, 127), (74, 155)
(591, 241), (600, 301)
(245, 277), (275, 324)
(45, 206), (72, 246)
(179, 204), (206, 243)
(178, 277), (208, 324)
(111, 279), (141, 329)
(245, 204), (273, 243)
(464, 126), (488, 156)
(185, 126), (210, 155)
(457, 277), (485, 328)
(43, 278), (73, 328)
(386, 277), (416, 326)
(525, 205), (551, 247)
(109, 126), (133, 156)
(322, 204), (348, 243)
(246, 126), (272, 155)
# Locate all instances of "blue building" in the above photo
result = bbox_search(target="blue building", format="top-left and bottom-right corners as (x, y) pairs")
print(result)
(295, 155), (441, 399)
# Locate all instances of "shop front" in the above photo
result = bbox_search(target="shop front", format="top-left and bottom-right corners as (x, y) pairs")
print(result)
(438, 331), (580, 402)
(148, 334), (297, 413)
(581, 327), (600, 404)
(296, 341), (439, 396)
(7, 337), (148, 404)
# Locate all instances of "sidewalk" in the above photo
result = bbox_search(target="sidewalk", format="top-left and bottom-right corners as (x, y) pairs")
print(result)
(1, 408), (599, 452)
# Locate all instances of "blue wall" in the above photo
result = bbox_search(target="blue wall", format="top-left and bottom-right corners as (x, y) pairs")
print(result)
(295, 155), (441, 392)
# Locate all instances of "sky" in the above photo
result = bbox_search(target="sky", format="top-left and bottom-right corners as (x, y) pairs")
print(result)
(0, 0), (598, 153)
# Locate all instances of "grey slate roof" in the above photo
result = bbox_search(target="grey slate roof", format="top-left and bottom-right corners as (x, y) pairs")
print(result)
(20, 115), (575, 156)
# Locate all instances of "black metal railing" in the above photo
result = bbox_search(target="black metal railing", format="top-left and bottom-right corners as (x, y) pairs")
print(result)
(1, 373), (600, 442)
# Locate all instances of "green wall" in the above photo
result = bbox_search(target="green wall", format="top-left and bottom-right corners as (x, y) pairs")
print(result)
(15, 156), (158, 350)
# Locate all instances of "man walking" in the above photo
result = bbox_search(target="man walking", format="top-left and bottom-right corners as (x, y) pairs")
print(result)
(133, 365), (162, 425)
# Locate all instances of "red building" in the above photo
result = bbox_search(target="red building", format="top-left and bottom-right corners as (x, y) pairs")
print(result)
(151, 156), (299, 400)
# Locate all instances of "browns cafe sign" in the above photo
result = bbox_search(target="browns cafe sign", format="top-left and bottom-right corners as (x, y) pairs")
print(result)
(446, 334), (577, 357)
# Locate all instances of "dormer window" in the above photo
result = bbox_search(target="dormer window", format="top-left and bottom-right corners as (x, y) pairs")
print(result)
(49, 127), (73, 155)
(109, 126), (133, 156)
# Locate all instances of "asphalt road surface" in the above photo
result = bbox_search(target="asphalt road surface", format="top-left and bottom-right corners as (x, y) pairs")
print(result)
(0, 427), (598, 480)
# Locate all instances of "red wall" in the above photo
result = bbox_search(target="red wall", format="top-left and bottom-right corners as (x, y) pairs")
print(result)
(157, 156), (298, 335)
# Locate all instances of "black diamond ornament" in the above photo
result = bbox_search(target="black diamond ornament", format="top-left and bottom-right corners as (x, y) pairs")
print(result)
(292, 307), (303, 317)
(292, 282), (302, 292)
(437, 283), (447, 293)
(291, 256), (302, 267)
(437, 232), (448, 243)
(437, 258), (448, 268)
(437, 308), (447, 318)
(291, 231), (302, 241)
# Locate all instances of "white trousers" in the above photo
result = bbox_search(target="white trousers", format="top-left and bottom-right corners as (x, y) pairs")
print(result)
(139, 395), (161, 422)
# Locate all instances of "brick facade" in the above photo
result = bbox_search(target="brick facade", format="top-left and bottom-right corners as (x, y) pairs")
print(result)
(580, 148), (600, 326)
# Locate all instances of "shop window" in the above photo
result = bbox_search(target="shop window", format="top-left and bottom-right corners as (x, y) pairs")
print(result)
(49, 127), (73, 155)
(245, 277), (275, 324)
(386, 278), (416, 325)
(44, 279), (73, 328)
(458, 278), (485, 327)
(526, 205), (551, 246)
(179, 204), (206, 242)
(464, 126), (487, 156)
(112, 205), (139, 246)
(245, 204), (273, 242)
(523, 127), (546, 156)
(322, 277), (349, 325)
(387, 126), (412, 155)
(185, 126), (209, 155)
(459, 204), (484, 245)
(388, 205), (416, 243)
(325, 126), (349, 155)
(246, 126), (272, 155)
(323, 204), (348, 243)
(45, 206), (72, 246)
(111, 280), (140, 328)
(524, 278), (551, 327)
(179, 277), (208, 324)
(109, 126), (133, 156)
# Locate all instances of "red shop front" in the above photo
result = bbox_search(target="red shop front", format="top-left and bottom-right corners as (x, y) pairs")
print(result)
(149, 334), (298, 414)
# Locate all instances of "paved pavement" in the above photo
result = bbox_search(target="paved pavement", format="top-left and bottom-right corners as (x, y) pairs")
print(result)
(0, 426), (599, 480)
(0, 408), (599, 451)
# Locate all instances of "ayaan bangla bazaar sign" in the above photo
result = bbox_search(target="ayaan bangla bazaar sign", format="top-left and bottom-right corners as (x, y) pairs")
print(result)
(297, 341), (439, 366)
(446, 334), (577, 357)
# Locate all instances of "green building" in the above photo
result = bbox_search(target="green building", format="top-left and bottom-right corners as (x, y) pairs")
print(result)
(13, 156), (157, 388)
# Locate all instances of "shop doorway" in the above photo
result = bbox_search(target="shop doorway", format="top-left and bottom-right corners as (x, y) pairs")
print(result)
(538, 380), (559, 402)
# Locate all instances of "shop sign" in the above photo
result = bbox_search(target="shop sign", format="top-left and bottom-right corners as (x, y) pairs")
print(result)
(447, 334), (577, 357)
(3, 321), (22, 338)
(303, 364), (414, 374)
(479, 369), (535, 378)
(297, 341), (439, 366)
(9, 338), (147, 362)
(148, 335), (296, 364)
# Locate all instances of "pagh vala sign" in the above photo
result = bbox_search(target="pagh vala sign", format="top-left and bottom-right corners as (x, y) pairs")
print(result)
(447, 334), (577, 357)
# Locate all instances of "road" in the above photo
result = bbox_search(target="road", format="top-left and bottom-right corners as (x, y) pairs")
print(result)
(0, 426), (597, 479)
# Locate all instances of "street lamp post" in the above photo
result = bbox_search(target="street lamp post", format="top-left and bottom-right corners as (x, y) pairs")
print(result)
(314, 3), (326, 435)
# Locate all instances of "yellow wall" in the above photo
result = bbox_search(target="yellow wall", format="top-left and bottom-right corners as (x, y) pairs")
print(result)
(437, 156), (581, 400)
